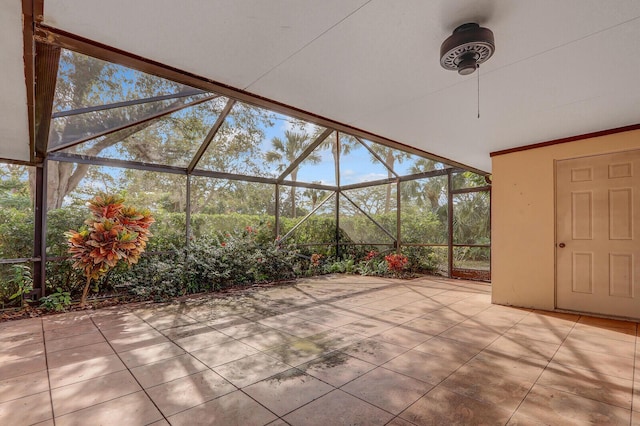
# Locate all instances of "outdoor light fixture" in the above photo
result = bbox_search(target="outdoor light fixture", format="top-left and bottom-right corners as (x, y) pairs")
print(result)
(440, 23), (495, 75)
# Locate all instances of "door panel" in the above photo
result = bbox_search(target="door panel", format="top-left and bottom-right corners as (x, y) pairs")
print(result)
(556, 150), (640, 319)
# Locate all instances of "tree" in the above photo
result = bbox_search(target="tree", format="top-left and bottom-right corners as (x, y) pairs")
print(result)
(265, 130), (320, 217)
(367, 144), (411, 213)
(319, 132), (357, 186)
(42, 50), (218, 210)
(402, 158), (447, 213)
(302, 184), (327, 211)
(66, 193), (154, 306)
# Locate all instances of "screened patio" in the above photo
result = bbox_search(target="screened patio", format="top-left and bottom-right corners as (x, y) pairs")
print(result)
(2, 45), (490, 301)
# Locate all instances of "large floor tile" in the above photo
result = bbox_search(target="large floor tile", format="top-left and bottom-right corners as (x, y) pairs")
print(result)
(146, 370), (235, 417)
(244, 368), (333, 416)
(399, 386), (512, 425)
(142, 314), (198, 330)
(483, 334), (560, 362)
(342, 367), (433, 415)
(0, 369), (49, 403)
(51, 370), (140, 416)
(213, 352), (291, 388)
(0, 341), (44, 362)
(298, 351), (376, 387)
(45, 331), (106, 353)
(373, 325), (433, 348)
(42, 315), (93, 331)
(537, 362), (634, 410)
(514, 384), (631, 425)
(48, 353), (126, 389)
(46, 341), (114, 369)
(119, 341), (185, 368)
(167, 390), (277, 426)
(383, 349), (464, 384)
(438, 323), (502, 348)
(191, 340), (259, 368)
(402, 316), (456, 335)
(44, 323), (99, 340)
(0, 390), (52, 425)
(504, 322), (571, 345)
(413, 335), (483, 363)
(284, 389), (394, 426)
(0, 353), (47, 381)
(339, 318), (395, 337)
(130, 353), (207, 388)
(266, 338), (334, 366)
(106, 330), (169, 353)
(239, 329), (299, 350)
(562, 333), (636, 359)
(0, 331), (43, 350)
(173, 329), (233, 352)
(552, 345), (635, 380)
(55, 391), (163, 426)
(160, 323), (213, 340)
(466, 352), (548, 382)
(218, 322), (274, 339)
(440, 363), (534, 412)
(342, 337), (408, 365)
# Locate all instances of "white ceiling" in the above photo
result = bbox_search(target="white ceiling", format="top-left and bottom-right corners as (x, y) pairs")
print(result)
(0, 0), (30, 162)
(3, 1), (640, 171)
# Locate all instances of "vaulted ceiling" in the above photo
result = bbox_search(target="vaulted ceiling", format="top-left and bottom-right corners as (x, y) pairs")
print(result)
(2, 1), (640, 171)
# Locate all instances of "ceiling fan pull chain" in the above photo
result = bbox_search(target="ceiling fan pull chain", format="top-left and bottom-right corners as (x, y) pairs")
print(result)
(477, 65), (480, 119)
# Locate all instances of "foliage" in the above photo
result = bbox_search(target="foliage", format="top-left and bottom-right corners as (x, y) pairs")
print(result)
(385, 253), (409, 274)
(401, 246), (446, 275)
(183, 225), (298, 292)
(39, 287), (72, 312)
(324, 257), (357, 274)
(116, 255), (186, 302)
(266, 130), (321, 217)
(66, 193), (155, 305)
(8, 264), (34, 307)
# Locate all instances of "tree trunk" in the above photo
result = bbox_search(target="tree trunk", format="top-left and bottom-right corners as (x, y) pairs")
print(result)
(44, 104), (185, 210)
(290, 169), (298, 218)
(384, 152), (394, 214)
(80, 275), (91, 307)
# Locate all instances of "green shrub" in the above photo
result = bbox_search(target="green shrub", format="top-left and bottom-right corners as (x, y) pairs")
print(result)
(40, 287), (72, 312)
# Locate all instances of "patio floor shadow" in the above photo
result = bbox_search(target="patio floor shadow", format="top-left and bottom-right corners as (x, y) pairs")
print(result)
(0, 275), (638, 425)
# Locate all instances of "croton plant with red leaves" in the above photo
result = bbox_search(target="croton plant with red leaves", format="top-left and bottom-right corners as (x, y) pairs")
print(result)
(66, 193), (155, 306)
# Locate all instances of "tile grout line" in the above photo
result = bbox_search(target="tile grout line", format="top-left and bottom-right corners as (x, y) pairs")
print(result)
(133, 306), (294, 423)
(333, 288), (500, 423)
(503, 313), (582, 424)
(89, 315), (170, 424)
(41, 318), (57, 426)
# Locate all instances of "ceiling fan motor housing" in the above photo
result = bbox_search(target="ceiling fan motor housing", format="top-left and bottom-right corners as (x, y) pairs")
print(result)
(440, 23), (495, 75)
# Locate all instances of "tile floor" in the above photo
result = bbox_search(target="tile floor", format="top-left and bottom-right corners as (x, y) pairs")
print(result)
(0, 275), (638, 425)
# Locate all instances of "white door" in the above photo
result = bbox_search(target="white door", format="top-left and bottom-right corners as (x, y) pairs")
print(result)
(556, 150), (640, 319)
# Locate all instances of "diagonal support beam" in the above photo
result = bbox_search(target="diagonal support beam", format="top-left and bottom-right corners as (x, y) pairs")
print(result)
(48, 95), (218, 153)
(355, 136), (399, 179)
(188, 99), (235, 173)
(277, 128), (334, 182)
(341, 192), (397, 242)
(52, 88), (208, 118)
(279, 192), (336, 243)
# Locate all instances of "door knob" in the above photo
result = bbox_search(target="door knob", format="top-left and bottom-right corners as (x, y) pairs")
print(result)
(558, 243), (566, 248)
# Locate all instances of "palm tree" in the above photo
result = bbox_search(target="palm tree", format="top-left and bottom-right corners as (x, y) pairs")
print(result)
(265, 130), (320, 217)
(302, 183), (327, 211)
(310, 131), (357, 186)
(367, 144), (411, 213)
(404, 158), (446, 212)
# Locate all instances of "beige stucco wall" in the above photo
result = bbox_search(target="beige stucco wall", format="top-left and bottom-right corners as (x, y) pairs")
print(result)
(491, 128), (640, 310)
